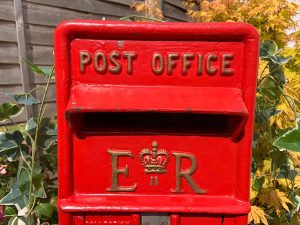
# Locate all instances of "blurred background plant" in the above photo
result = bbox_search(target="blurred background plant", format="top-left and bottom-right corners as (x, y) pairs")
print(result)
(0, 63), (57, 225)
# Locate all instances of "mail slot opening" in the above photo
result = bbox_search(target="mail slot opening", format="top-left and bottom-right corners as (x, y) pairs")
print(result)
(66, 111), (246, 136)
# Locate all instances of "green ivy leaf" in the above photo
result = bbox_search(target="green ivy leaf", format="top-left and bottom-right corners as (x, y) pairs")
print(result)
(4, 206), (17, 218)
(0, 183), (27, 210)
(24, 59), (54, 78)
(18, 167), (46, 198)
(7, 216), (18, 225)
(0, 103), (23, 122)
(35, 203), (54, 219)
(273, 128), (300, 152)
(260, 40), (278, 58)
(26, 117), (57, 149)
(253, 176), (265, 191)
(270, 55), (290, 65)
(7, 93), (40, 105)
(32, 174), (46, 198)
(0, 131), (26, 161)
(277, 164), (298, 180)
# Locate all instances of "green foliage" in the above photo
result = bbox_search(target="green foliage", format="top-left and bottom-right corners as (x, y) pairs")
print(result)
(0, 64), (57, 224)
(0, 104), (23, 123)
(273, 121), (300, 152)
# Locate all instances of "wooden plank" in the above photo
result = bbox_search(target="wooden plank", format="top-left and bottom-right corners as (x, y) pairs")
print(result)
(0, 64), (21, 85)
(25, 24), (54, 46)
(26, 0), (134, 17)
(0, 111), (27, 125)
(43, 102), (57, 117)
(0, 0), (15, 21)
(33, 102), (57, 118)
(164, 2), (188, 21)
(0, 85), (23, 104)
(22, 2), (120, 27)
(0, 84), (56, 108)
(100, 0), (131, 6)
(165, 0), (186, 10)
(0, 42), (19, 64)
(33, 70), (55, 84)
(34, 83), (56, 103)
(0, 20), (17, 42)
(14, 0), (33, 119)
(26, 44), (54, 65)
(158, 0), (165, 12)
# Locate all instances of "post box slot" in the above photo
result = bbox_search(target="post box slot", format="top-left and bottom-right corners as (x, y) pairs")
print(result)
(66, 85), (248, 139)
(67, 111), (245, 136)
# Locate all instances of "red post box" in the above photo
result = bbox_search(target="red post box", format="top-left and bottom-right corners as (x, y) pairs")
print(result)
(55, 21), (259, 225)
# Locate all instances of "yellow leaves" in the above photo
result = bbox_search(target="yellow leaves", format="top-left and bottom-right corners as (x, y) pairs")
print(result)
(250, 188), (259, 201)
(131, 0), (163, 19)
(256, 160), (272, 176)
(269, 68), (300, 129)
(185, 0), (299, 45)
(260, 189), (293, 215)
(269, 189), (293, 214)
(287, 151), (300, 168)
(248, 206), (268, 225)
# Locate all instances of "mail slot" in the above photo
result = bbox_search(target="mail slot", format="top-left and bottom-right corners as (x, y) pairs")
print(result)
(55, 21), (259, 225)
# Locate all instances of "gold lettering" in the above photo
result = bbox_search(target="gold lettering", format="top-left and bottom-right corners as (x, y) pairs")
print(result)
(182, 53), (194, 75)
(109, 51), (121, 73)
(79, 51), (91, 73)
(167, 53), (179, 75)
(107, 150), (137, 192)
(123, 51), (137, 74)
(206, 54), (218, 75)
(171, 152), (206, 194)
(197, 54), (203, 75)
(221, 54), (234, 75)
(152, 53), (164, 75)
(94, 51), (107, 73)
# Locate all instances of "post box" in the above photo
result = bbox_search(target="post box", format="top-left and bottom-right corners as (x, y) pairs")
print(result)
(54, 21), (259, 225)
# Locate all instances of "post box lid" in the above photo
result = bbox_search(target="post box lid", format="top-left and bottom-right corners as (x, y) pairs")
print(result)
(67, 85), (247, 115)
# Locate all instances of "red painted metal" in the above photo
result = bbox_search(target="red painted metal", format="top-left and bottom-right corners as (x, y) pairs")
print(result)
(55, 21), (259, 225)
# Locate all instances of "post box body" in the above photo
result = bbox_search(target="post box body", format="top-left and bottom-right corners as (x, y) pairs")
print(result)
(55, 21), (259, 225)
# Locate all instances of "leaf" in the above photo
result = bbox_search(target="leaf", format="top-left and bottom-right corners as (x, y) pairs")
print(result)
(260, 41), (278, 58)
(273, 128), (300, 152)
(276, 164), (298, 180)
(25, 117), (57, 149)
(32, 174), (47, 198)
(270, 55), (290, 65)
(4, 206), (17, 218)
(8, 217), (26, 225)
(18, 167), (46, 198)
(253, 176), (265, 191)
(268, 189), (293, 215)
(293, 195), (300, 211)
(0, 131), (25, 161)
(35, 203), (54, 219)
(269, 62), (285, 84)
(8, 216), (18, 225)
(24, 59), (54, 78)
(0, 103), (23, 122)
(7, 93), (40, 105)
(248, 206), (268, 225)
(287, 151), (300, 167)
(0, 183), (27, 210)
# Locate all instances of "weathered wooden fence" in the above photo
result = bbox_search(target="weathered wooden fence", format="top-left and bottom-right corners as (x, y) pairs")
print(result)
(0, 0), (188, 124)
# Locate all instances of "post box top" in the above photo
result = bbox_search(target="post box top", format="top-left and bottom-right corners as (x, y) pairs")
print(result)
(55, 20), (258, 41)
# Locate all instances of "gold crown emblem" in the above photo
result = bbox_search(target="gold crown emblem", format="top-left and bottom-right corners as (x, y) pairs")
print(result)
(139, 141), (169, 173)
